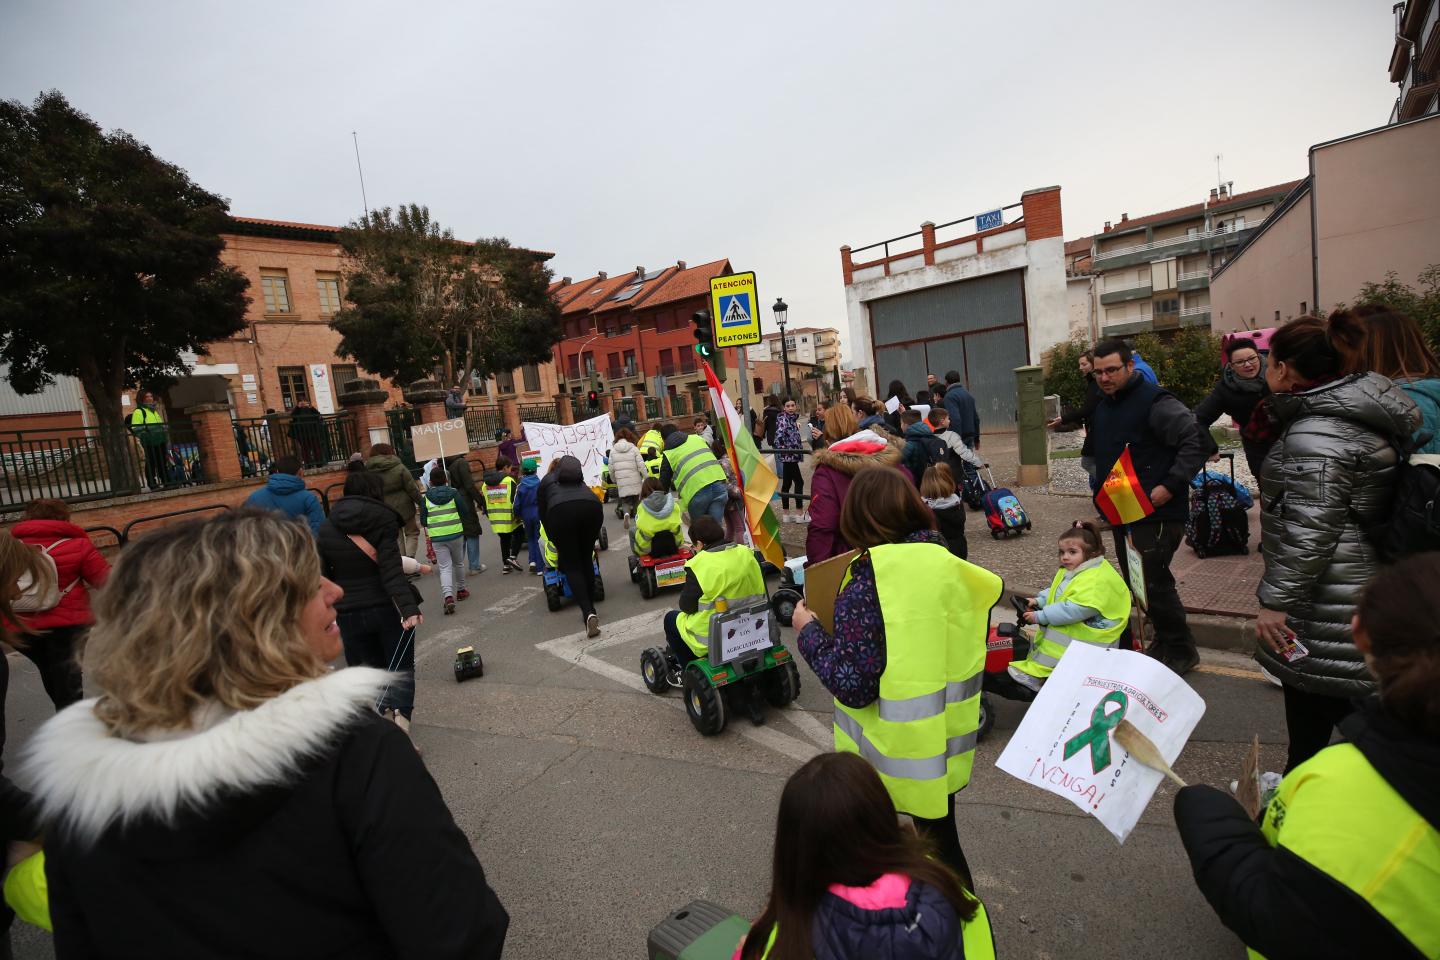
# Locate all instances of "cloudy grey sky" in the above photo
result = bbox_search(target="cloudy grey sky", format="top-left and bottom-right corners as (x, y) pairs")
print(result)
(1, 1), (1397, 350)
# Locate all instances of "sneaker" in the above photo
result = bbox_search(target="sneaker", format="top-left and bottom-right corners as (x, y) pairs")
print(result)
(456, 588), (470, 601)
(799, 512), (811, 523)
(529, 562), (537, 573)
(468, 564), (487, 575)
(586, 613), (600, 638)
(623, 516), (630, 530)
(444, 597), (456, 615)
(1161, 647), (1200, 677)
(507, 557), (524, 572)
(502, 563), (511, 575)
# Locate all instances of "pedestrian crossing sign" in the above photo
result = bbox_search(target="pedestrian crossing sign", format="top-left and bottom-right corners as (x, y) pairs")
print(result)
(709, 272), (762, 348)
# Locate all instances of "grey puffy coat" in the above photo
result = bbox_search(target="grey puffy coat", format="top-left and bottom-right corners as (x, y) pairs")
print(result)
(608, 439), (648, 498)
(1255, 373), (1419, 698)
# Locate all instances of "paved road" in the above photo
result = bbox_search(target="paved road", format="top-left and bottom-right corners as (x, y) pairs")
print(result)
(6, 507), (1288, 959)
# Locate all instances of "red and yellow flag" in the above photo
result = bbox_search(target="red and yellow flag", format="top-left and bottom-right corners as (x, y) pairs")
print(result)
(1094, 445), (1155, 526)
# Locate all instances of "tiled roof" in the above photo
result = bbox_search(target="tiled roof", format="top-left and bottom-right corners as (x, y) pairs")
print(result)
(637, 258), (732, 310)
(560, 271), (637, 315)
(550, 275), (604, 307)
(591, 266), (681, 314)
(225, 216), (555, 259)
(1100, 180), (1303, 237)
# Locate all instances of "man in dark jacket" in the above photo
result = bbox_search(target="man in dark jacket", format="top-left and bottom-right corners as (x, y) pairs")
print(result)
(444, 452), (487, 574)
(287, 399), (329, 468)
(941, 371), (980, 451)
(899, 410), (944, 486)
(444, 386), (466, 421)
(244, 456), (326, 534)
(1089, 338), (1207, 675)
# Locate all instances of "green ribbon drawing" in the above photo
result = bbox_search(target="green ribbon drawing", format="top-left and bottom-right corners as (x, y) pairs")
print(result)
(1063, 690), (1129, 773)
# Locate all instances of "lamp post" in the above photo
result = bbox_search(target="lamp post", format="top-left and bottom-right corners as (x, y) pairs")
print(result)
(773, 297), (791, 398)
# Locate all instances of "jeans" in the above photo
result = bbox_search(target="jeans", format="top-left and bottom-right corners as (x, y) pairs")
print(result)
(1112, 520), (1195, 657)
(664, 610), (696, 668)
(1282, 685), (1355, 773)
(338, 603), (414, 717)
(686, 480), (729, 526)
(523, 516), (542, 569)
(433, 537), (467, 598)
(466, 536), (482, 572)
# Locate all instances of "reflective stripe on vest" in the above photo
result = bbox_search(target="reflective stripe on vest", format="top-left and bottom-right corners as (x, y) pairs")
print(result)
(675, 543), (766, 657)
(833, 542), (1002, 820)
(484, 477), (519, 533)
(1012, 559), (1131, 681)
(664, 435), (725, 505)
(539, 524), (557, 567)
(756, 888), (995, 960)
(1254, 742), (1440, 959)
(425, 499), (464, 539)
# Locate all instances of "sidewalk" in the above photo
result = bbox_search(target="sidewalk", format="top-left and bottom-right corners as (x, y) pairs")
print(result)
(776, 434), (1261, 647)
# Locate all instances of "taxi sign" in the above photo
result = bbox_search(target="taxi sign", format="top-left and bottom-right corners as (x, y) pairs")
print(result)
(709, 272), (762, 348)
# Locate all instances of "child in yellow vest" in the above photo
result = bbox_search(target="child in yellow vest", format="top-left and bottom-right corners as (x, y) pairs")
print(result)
(1008, 521), (1130, 692)
(481, 456), (524, 574)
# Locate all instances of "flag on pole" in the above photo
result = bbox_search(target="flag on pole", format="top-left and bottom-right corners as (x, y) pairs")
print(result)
(1094, 445), (1155, 526)
(703, 362), (785, 569)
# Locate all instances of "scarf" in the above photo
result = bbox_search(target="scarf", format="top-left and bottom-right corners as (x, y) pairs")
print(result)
(1245, 373), (1341, 444)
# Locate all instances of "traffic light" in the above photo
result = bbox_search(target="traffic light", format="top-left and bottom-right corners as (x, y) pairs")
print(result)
(587, 389), (599, 411)
(692, 310), (725, 380)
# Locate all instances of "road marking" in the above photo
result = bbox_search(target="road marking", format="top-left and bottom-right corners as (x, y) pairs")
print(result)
(783, 704), (833, 747)
(1193, 662), (1266, 682)
(536, 611), (820, 764)
(483, 587), (542, 615)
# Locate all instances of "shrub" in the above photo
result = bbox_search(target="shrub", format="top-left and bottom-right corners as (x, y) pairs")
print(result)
(1348, 265), (1440, 356)
(1044, 340), (1091, 413)
(1136, 328), (1220, 408)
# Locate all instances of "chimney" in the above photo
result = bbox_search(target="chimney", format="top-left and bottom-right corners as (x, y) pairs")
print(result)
(635, 266), (645, 277)
(561, 276), (572, 285)
(1120, 213), (1129, 223)
(598, 271), (608, 280)
(676, 260), (687, 269)
(1209, 188), (1219, 202)
(1104, 221), (1112, 232)
(1219, 182), (1230, 200)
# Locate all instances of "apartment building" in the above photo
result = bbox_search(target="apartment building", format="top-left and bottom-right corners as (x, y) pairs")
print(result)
(1390, 0), (1439, 123)
(1089, 181), (1301, 338)
(745, 327), (842, 369)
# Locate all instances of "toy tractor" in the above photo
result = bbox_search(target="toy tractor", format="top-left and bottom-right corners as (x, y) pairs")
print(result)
(628, 548), (693, 599)
(453, 645), (484, 682)
(770, 556), (806, 626)
(544, 554), (605, 611)
(639, 595), (801, 736)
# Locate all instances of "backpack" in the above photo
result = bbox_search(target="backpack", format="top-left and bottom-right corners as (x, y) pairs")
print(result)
(1185, 453), (1250, 558)
(13, 539), (77, 614)
(1373, 450), (1440, 562)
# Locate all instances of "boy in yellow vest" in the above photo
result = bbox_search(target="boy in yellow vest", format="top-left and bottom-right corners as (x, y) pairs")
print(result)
(661, 516), (766, 685)
(481, 456), (524, 574)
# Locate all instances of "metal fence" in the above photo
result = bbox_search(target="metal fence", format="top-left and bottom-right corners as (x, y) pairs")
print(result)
(233, 413), (358, 472)
(644, 396), (662, 419)
(0, 421), (211, 507)
(463, 403), (503, 445)
(387, 405), (422, 473)
(518, 402), (558, 425)
(669, 393), (690, 416)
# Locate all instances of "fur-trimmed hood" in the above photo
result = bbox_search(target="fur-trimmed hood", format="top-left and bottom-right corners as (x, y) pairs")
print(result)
(19, 667), (393, 845)
(813, 430), (903, 477)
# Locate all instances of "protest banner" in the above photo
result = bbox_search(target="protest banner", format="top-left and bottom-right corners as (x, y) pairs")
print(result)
(522, 414), (614, 488)
(995, 643), (1205, 842)
(411, 418), (469, 462)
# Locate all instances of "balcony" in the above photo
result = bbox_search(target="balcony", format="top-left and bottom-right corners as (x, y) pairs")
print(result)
(1101, 313), (1153, 337)
(1398, 61), (1439, 121)
(1179, 305), (1211, 327)
(1178, 269), (1211, 293)
(606, 365), (641, 383)
(1099, 283), (1153, 306)
(1093, 223), (1261, 269)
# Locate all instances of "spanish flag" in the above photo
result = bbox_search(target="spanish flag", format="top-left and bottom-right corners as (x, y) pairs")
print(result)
(1094, 445), (1155, 526)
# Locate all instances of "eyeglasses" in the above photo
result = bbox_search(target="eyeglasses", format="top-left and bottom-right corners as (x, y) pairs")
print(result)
(1093, 365), (1125, 377)
(1233, 357), (1261, 367)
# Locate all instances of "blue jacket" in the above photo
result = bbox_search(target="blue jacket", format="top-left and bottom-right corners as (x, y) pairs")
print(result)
(808, 872), (968, 960)
(1398, 378), (1440, 454)
(942, 384), (980, 443)
(514, 474), (541, 522)
(244, 473), (325, 534)
(1131, 352), (1159, 386)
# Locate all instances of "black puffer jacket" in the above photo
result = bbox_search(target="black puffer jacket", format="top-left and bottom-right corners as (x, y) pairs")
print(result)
(318, 495), (419, 619)
(1193, 362), (1273, 477)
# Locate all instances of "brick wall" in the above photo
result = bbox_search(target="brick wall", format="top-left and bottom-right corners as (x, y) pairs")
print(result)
(1021, 187), (1064, 241)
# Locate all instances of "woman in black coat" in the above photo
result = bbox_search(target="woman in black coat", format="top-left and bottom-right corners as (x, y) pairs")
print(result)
(19, 510), (506, 959)
(541, 456), (604, 638)
(1192, 337), (1273, 478)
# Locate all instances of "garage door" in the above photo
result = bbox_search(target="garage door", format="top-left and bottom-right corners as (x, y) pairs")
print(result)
(870, 271), (1027, 431)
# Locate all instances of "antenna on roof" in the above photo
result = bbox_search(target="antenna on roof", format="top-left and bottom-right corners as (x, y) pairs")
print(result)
(352, 132), (370, 221)
(1214, 153), (1224, 195)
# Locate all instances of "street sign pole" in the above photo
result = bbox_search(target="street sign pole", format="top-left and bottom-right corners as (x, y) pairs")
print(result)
(709, 271), (763, 435)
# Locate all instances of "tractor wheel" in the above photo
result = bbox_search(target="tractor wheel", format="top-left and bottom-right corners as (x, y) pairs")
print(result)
(683, 664), (727, 736)
(771, 588), (801, 627)
(639, 569), (657, 599)
(544, 582), (563, 612)
(640, 647), (671, 694)
(977, 692), (997, 743)
(628, 556), (641, 583)
(762, 660), (802, 707)
(592, 574), (606, 602)
(598, 527), (610, 551)
(991, 529), (1002, 540)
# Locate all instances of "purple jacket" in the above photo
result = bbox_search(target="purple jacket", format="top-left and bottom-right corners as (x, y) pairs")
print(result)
(804, 432), (907, 564)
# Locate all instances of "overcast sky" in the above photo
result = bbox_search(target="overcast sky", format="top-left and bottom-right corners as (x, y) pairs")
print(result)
(1, 1), (1398, 351)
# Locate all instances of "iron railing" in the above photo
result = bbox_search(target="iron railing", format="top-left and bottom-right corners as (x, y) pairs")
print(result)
(233, 413), (357, 471)
(519, 402), (559, 424)
(615, 397), (638, 421)
(644, 396), (662, 418)
(386, 405), (422, 473)
(669, 394), (690, 416)
(463, 403), (503, 445)
(0, 419), (212, 507)
(849, 202), (1025, 262)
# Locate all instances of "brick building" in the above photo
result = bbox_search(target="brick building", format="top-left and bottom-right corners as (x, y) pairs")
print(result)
(550, 258), (743, 415)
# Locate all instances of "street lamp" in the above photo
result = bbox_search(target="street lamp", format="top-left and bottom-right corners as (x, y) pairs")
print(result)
(773, 297), (791, 398)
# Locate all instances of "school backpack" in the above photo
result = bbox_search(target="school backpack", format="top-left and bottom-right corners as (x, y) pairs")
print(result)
(1185, 454), (1250, 558)
(980, 469), (1031, 539)
(13, 539), (77, 614)
(1371, 448), (1440, 562)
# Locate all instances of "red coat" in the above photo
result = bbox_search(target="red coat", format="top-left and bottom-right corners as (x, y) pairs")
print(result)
(7, 519), (110, 630)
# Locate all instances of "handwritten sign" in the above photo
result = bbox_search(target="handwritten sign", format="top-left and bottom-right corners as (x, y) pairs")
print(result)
(522, 414), (615, 488)
(1126, 536), (1147, 611)
(411, 418), (470, 462)
(995, 643), (1205, 842)
(716, 609), (772, 662)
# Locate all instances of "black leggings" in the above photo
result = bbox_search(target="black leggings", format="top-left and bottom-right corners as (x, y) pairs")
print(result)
(497, 530), (519, 561)
(548, 500), (603, 622)
(0, 625), (87, 769)
(910, 793), (975, 894)
(780, 461), (804, 509)
(1282, 684), (1355, 773)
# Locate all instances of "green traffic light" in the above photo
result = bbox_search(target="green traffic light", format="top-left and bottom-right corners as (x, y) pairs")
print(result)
(695, 343), (713, 358)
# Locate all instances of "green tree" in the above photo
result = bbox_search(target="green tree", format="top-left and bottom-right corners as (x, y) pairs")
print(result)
(1349, 265), (1440, 354)
(330, 205), (562, 393)
(0, 91), (250, 492)
(1044, 340), (1091, 411)
(1135, 328), (1220, 408)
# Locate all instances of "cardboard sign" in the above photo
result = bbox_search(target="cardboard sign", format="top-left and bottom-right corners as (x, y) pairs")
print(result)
(410, 418), (470, 462)
(801, 549), (859, 633)
(656, 560), (688, 588)
(995, 644), (1205, 842)
(522, 414), (615, 488)
(717, 609), (773, 661)
(1125, 535), (1147, 611)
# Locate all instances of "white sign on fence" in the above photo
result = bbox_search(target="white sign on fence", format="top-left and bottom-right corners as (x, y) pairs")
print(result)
(410, 418), (470, 462)
(309, 364), (336, 415)
(995, 643), (1205, 842)
(522, 414), (615, 488)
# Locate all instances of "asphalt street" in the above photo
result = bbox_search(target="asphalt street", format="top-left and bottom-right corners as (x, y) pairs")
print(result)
(4, 506), (1290, 960)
